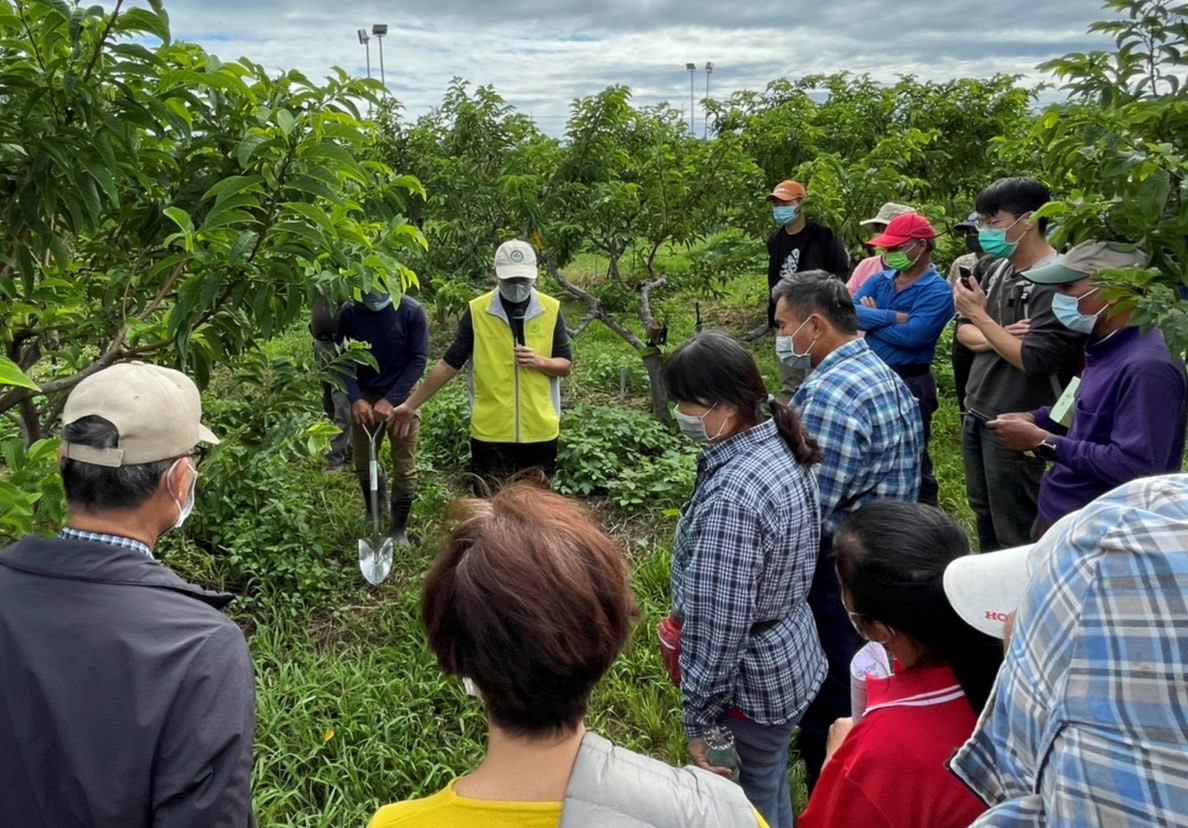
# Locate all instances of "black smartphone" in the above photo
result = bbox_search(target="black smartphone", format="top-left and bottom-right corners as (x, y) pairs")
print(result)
(958, 265), (973, 289)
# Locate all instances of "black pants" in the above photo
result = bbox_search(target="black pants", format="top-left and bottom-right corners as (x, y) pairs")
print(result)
(468, 438), (558, 494)
(898, 370), (939, 507)
(797, 535), (865, 791)
(951, 340), (975, 414)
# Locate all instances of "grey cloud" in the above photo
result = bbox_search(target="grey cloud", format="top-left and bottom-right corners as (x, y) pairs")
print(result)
(124, 0), (1113, 132)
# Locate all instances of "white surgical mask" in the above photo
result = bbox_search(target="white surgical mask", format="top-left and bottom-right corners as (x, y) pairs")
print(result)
(168, 457), (197, 530)
(776, 318), (815, 373)
(674, 403), (727, 445)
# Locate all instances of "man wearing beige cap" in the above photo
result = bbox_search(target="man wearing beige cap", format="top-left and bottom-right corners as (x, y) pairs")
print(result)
(391, 239), (572, 489)
(0, 362), (255, 828)
(987, 240), (1187, 539)
(943, 473), (1188, 826)
(765, 180), (850, 399)
(845, 202), (915, 294)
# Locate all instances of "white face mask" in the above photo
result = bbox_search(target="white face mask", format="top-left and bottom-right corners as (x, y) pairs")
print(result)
(673, 403), (727, 445)
(167, 457), (197, 530)
(776, 318), (815, 373)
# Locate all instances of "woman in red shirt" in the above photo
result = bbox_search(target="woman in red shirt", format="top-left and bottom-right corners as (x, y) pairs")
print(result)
(800, 502), (1003, 828)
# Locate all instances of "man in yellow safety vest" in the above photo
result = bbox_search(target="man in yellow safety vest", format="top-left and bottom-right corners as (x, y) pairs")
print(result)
(388, 240), (573, 489)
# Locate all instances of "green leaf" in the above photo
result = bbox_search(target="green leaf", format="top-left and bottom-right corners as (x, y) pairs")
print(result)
(0, 357), (39, 391)
(1136, 169), (1171, 220)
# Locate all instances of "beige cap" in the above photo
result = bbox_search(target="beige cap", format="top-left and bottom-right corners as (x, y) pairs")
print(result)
(62, 362), (219, 468)
(1024, 240), (1149, 285)
(493, 239), (539, 280)
(859, 202), (915, 227)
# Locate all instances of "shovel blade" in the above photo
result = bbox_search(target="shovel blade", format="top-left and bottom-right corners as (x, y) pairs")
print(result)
(358, 538), (395, 585)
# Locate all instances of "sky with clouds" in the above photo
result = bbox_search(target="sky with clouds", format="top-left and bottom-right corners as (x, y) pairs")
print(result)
(147, 0), (1112, 134)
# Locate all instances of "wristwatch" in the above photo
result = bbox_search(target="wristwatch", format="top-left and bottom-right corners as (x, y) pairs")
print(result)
(1033, 434), (1059, 462)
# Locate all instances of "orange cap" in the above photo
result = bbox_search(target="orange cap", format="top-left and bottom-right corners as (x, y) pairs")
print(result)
(766, 180), (806, 202)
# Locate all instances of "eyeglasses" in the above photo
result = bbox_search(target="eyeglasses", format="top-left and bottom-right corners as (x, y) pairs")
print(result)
(186, 445), (212, 469)
(974, 213), (1022, 230)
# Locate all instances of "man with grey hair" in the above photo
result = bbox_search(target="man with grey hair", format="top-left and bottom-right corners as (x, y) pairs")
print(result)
(0, 362), (255, 828)
(771, 271), (922, 787)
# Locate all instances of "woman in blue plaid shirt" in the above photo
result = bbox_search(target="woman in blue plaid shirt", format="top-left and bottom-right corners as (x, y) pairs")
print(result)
(661, 331), (828, 828)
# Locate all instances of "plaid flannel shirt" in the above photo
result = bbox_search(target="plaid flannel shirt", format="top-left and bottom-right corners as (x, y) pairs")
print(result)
(59, 527), (154, 559)
(670, 419), (827, 738)
(950, 474), (1188, 826)
(792, 338), (922, 536)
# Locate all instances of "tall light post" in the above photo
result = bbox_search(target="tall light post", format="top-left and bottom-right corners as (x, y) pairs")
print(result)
(704, 61), (714, 139)
(357, 28), (371, 80)
(685, 62), (696, 135)
(371, 23), (388, 89)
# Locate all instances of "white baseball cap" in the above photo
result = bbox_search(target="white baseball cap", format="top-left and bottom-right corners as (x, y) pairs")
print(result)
(493, 239), (538, 280)
(943, 544), (1042, 638)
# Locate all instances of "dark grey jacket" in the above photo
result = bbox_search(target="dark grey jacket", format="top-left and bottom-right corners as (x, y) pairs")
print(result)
(0, 535), (256, 828)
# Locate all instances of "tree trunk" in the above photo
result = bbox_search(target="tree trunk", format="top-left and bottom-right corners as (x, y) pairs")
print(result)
(641, 348), (669, 423)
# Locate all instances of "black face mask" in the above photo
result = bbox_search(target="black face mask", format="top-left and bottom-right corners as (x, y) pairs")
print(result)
(965, 234), (983, 255)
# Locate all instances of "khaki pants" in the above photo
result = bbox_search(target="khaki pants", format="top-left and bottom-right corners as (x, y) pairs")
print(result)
(776, 358), (810, 404)
(351, 395), (419, 496)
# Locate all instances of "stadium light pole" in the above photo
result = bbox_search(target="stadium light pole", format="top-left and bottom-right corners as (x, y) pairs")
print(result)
(372, 23), (388, 89)
(704, 61), (714, 139)
(685, 62), (696, 135)
(357, 28), (371, 79)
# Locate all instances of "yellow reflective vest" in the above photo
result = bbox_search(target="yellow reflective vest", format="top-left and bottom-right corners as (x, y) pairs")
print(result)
(468, 290), (562, 443)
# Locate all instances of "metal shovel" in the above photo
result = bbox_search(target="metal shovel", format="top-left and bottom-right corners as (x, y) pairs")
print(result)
(358, 424), (394, 585)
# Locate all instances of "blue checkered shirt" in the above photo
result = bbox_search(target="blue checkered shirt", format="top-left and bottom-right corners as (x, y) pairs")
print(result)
(670, 419), (827, 737)
(58, 527), (154, 559)
(951, 474), (1188, 826)
(791, 338), (922, 536)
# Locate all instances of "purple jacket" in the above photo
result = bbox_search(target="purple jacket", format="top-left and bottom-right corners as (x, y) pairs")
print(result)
(1033, 326), (1187, 524)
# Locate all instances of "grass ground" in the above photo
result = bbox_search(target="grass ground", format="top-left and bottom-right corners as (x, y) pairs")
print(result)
(172, 253), (975, 826)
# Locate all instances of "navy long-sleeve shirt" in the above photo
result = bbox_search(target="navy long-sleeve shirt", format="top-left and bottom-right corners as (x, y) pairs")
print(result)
(1032, 325), (1188, 524)
(336, 295), (429, 404)
(853, 264), (955, 367)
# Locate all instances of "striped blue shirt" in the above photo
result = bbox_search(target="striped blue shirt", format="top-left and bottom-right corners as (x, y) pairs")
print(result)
(792, 338), (922, 536)
(951, 474), (1188, 825)
(670, 419), (827, 737)
(59, 527), (154, 559)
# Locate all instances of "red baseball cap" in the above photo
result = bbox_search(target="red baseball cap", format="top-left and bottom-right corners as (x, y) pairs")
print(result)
(868, 212), (937, 247)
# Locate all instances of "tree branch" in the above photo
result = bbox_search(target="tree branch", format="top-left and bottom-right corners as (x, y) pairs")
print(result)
(566, 308), (598, 338)
(543, 255), (646, 350)
(80, 0), (125, 88)
(741, 322), (770, 342)
(638, 276), (667, 330)
(0, 338), (170, 415)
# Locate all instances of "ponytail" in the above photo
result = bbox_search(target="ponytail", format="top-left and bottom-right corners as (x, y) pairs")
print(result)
(766, 395), (822, 466)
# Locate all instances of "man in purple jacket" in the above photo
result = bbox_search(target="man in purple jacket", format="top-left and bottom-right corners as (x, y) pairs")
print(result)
(987, 241), (1188, 539)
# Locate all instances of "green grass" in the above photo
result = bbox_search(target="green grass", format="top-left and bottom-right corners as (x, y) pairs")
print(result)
(157, 253), (976, 825)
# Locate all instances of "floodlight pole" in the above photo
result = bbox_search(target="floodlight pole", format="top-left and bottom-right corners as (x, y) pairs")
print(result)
(357, 29), (371, 80)
(686, 62), (696, 135)
(704, 62), (714, 139)
(372, 24), (388, 89)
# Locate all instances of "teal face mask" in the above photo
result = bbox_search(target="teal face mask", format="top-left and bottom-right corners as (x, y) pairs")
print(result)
(977, 214), (1027, 258)
(362, 291), (392, 311)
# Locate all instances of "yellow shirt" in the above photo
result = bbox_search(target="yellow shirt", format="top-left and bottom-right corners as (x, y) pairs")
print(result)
(367, 779), (563, 828)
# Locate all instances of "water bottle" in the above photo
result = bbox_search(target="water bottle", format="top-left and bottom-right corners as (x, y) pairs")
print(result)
(704, 725), (741, 783)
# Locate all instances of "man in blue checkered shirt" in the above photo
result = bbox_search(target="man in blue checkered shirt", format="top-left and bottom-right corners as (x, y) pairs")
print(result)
(771, 271), (923, 787)
(946, 473), (1188, 826)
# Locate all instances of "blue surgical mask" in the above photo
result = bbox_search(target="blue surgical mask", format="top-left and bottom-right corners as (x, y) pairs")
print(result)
(775, 318), (815, 374)
(362, 291), (392, 312)
(773, 205), (798, 226)
(1052, 288), (1103, 334)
